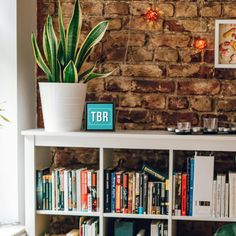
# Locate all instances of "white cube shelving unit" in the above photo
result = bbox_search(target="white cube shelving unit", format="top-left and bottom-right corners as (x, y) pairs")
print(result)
(22, 129), (236, 236)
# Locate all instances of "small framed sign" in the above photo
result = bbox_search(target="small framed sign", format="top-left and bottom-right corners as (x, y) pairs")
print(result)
(85, 102), (115, 131)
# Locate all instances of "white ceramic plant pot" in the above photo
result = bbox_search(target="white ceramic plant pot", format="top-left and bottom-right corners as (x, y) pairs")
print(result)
(39, 82), (87, 132)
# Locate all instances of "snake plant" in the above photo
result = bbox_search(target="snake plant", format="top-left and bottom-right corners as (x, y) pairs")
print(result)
(0, 105), (9, 126)
(32, 0), (115, 83)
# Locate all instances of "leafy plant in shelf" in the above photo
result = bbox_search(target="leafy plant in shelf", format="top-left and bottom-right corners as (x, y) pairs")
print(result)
(31, 0), (115, 83)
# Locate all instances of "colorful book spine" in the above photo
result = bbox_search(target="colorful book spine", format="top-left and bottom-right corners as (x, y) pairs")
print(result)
(104, 169), (112, 213)
(143, 174), (148, 214)
(189, 158), (194, 216)
(36, 170), (43, 210)
(181, 174), (187, 216)
(68, 171), (73, 211)
(165, 179), (169, 215)
(122, 173), (128, 214)
(139, 173), (144, 214)
(92, 171), (97, 212)
(81, 170), (88, 212)
(142, 164), (165, 182)
(111, 172), (116, 213)
(87, 170), (92, 212)
(128, 172), (133, 214)
(135, 172), (140, 214)
(116, 172), (122, 213)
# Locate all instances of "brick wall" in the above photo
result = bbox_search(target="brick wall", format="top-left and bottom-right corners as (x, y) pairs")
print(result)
(37, 0), (236, 129)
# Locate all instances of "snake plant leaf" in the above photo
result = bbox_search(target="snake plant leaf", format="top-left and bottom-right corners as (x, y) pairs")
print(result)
(31, 33), (52, 81)
(75, 21), (109, 72)
(58, 41), (65, 68)
(66, 0), (82, 63)
(0, 114), (9, 123)
(43, 25), (51, 66)
(58, 0), (66, 56)
(83, 69), (116, 83)
(63, 60), (78, 83)
(78, 64), (96, 82)
(46, 16), (59, 82)
(57, 59), (62, 82)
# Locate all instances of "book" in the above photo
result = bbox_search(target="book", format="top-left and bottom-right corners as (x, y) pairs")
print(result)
(193, 155), (214, 217)
(114, 220), (134, 236)
(104, 168), (112, 212)
(220, 174), (226, 218)
(212, 180), (217, 217)
(135, 172), (140, 214)
(36, 170), (43, 210)
(116, 171), (123, 213)
(189, 158), (194, 216)
(229, 172), (236, 218)
(87, 170), (92, 212)
(142, 164), (165, 181)
(225, 182), (229, 218)
(122, 172), (128, 213)
(81, 170), (88, 212)
(136, 229), (145, 236)
(128, 172), (134, 214)
(111, 171), (116, 213)
(181, 174), (187, 216)
(216, 174), (222, 218)
(92, 171), (97, 212)
(143, 174), (148, 214)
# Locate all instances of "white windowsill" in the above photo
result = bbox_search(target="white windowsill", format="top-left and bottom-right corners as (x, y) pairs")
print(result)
(0, 225), (26, 236)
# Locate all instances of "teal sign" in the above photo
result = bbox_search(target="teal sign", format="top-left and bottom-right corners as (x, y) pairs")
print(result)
(85, 102), (115, 131)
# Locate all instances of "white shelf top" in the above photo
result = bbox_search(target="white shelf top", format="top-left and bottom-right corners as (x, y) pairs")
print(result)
(36, 210), (100, 217)
(22, 129), (236, 151)
(172, 216), (236, 222)
(103, 213), (168, 219)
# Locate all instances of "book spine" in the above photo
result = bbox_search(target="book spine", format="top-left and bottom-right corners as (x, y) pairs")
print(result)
(148, 182), (152, 214)
(160, 182), (166, 215)
(186, 158), (190, 216)
(68, 171), (72, 211)
(151, 184), (156, 214)
(142, 164), (165, 181)
(220, 175), (226, 218)
(52, 170), (55, 211)
(36, 170), (43, 210)
(48, 175), (52, 210)
(165, 179), (169, 215)
(104, 170), (111, 213)
(135, 173), (140, 214)
(96, 170), (100, 211)
(111, 172), (116, 213)
(87, 170), (92, 212)
(43, 175), (46, 210)
(81, 170), (88, 212)
(189, 158), (194, 216)
(72, 170), (76, 211)
(225, 182), (229, 218)
(139, 173), (144, 214)
(92, 171), (97, 212)
(116, 172), (121, 213)
(56, 170), (61, 210)
(212, 180), (217, 218)
(64, 170), (69, 212)
(172, 174), (176, 215)
(176, 173), (182, 216)
(76, 169), (82, 211)
(128, 172), (133, 214)
(54, 170), (58, 211)
(45, 175), (49, 210)
(60, 169), (64, 211)
(155, 182), (161, 215)
(143, 174), (148, 214)
(122, 173), (128, 213)
(216, 174), (222, 218)
(132, 173), (136, 214)
(181, 174), (187, 216)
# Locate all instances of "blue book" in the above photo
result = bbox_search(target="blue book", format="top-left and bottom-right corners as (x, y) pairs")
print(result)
(111, 172), (116, 213)
(189, 158), (194, 216)
(115, 220), (134, 236)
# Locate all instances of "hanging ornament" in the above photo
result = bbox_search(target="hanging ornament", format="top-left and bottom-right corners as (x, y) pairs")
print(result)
(194, 38), (207, 50)
(144, 0), (163, 23)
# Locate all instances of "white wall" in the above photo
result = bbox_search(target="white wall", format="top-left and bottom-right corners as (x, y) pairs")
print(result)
(0, 0), (36, 224)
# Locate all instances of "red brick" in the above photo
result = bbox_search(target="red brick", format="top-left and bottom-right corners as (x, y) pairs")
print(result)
(190, 97), (213, 112)
(175, 2), (198, 17)
(217, 99), (236, 112)
(143, 94), (166, 110)
(200, 4), (221, 17)
(168, 97), (189, 110)
(117, 109), (152, 123)
(106, 77), (132, 92)
(222, 81), (236, 96)
(104, 2), (129, 16)
(155, 47), (178, 62)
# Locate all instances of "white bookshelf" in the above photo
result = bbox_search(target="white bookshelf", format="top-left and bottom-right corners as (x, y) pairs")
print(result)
(22, 129), (236, 236)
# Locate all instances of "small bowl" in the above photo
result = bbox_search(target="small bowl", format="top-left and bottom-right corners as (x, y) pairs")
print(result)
(192, 127), (202, 133)
(167, 127), (176, 132)
(218, 127), (225, 132)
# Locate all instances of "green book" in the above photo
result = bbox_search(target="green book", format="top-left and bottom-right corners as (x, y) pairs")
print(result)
(142, 164), (165, 182)
(115, 220), (134, 236)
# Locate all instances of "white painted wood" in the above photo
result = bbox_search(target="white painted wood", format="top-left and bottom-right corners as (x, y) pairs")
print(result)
(168, 150), (174, 236)
(22, 129), (236, 152)
(24, 135), (35, 236)
(215, 19), (236, 68)
(22, 129), (236, 236)
(36, 210), (100, 217)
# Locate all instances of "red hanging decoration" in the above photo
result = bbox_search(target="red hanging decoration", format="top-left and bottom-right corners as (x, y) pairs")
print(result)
(194, 38), (207, 50)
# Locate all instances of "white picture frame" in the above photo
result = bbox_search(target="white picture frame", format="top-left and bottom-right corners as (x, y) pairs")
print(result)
(215, 19), (236, 68)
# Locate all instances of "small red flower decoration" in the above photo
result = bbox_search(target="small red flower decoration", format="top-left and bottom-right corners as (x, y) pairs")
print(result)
(194, 38), (207, 50)
(145, 8), (159, 22)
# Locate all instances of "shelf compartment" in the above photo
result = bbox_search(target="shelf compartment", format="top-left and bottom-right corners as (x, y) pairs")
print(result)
(36, 210), (101, 217)
(172, 216), (236, 222)
(103, 213), (169, 220)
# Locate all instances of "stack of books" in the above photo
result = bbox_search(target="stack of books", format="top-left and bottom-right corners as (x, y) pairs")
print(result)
(150, 221), (168, 236)
(104, 165), (169, 215)
(36, 168), (99, 212)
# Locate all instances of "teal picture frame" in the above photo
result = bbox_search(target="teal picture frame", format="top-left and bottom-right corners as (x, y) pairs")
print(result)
(85, 102), (115, 131)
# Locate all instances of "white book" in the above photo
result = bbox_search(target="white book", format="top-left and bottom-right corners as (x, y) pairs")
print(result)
(225, 183), (229, 218)
(220, 175), (226, 217)
(193, 155), (214, 217)
(148, 182), (154, 214)
(136, 229), (146, 236)
(151, 220), (160, 236)
(132, 172), (136, 213)
(51, 170), (55, 211)
(76, 168), (86, 211)
(229, 172), (236, 217)
(64, 170), (69, 212)
(216, 174), (222, 218)
(87, 170), (92, 212)
(172, 174), (176, 215)
(212, 180), (217, 217)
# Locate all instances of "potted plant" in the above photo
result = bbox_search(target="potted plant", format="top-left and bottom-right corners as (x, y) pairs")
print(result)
(32, 0), (115, 132)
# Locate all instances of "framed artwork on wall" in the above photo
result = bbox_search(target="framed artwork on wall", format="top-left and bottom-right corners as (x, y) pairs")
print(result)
(215, 20), (236, 68)
(85, 102), (115, 131)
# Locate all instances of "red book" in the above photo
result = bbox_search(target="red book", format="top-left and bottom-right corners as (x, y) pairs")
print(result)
(181, 173), (187, 216)
(92, 172), (97, 212)
(81, 170), (88, 211)
(116, 171), (123, 213)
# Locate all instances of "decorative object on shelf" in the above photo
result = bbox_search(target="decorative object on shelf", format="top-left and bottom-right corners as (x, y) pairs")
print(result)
(215, 223), (236, 236)
(215, 19), (236, 68)
(31, 0), (116, 132)
(194, 38), (207, 51)
(144, 0), (163, 23)
(85, 102), (115, 131)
